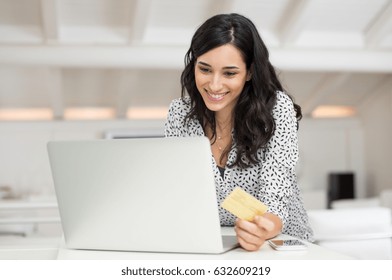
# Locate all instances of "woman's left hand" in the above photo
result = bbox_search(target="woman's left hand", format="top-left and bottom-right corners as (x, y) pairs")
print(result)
(234, 213), (282, 251)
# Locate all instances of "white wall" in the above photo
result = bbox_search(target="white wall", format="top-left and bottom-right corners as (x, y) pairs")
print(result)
(297, 118), (365, 199)
(0, 120), (165, 198)
(361, 86), (392, 197)
(0, 117), (366, 204)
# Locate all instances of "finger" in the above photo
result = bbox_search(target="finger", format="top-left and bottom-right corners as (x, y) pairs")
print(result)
(235, 218), (264, 238)
(235, 225), (264, 246)
(254, 215), (275, 232)
(235, 219), (266, 249)
(237, 235), (262, 252)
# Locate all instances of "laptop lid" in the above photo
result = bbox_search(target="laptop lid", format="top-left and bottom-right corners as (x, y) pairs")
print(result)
(47, 137), (237, 254)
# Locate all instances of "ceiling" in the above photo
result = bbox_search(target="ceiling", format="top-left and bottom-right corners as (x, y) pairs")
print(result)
(0, 0), (391, 120)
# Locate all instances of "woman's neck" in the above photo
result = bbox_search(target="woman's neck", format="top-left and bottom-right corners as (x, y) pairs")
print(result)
(215, 110), (233, 133)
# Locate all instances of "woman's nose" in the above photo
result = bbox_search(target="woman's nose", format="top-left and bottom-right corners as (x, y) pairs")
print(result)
(209, 74), (223, 92)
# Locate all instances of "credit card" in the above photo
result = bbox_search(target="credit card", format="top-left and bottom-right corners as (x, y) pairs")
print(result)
(221, 187), (268, 221)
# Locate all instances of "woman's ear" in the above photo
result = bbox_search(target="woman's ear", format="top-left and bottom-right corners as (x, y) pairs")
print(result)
(246, 64), (254, 81)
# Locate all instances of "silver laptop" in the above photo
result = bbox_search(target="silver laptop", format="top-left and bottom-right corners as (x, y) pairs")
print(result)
(47, 137), (238, 254)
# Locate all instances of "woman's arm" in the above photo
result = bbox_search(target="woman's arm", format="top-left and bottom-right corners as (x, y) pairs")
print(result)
(236, 92), (299, 251)
(257, 92), (299, 233)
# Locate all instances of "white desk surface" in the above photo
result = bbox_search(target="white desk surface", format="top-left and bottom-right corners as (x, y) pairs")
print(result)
(56, 227), (352, 260)
(0, 235), (60, 260)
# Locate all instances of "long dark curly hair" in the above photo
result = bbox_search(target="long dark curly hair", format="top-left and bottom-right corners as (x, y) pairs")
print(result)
(181, 13), (302, 168)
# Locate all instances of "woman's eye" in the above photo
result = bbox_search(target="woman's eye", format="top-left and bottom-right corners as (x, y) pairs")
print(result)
(224, 72), (237, 77)
(199, 67), (211, 73)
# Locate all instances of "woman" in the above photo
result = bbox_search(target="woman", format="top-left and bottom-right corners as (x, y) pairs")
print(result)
(165, 13), (313, 251)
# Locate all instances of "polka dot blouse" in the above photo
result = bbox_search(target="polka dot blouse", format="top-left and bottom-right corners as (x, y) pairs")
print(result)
(164, 91), (313, 241)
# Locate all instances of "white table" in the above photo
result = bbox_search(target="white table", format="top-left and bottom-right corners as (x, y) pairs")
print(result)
(0, 235), (60, 260)
(0, 227), (352, 260)
(0, 235), (351, 260)
(56, 228), (351, 260)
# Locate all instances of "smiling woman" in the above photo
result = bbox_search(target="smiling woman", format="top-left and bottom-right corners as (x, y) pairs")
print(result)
(194, 44), (251, 167)
(195, 45), (250, 119)
(165, 13), (313, 252)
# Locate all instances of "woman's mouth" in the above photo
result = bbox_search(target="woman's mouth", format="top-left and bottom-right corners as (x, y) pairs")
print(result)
(205, 90), (228, 101)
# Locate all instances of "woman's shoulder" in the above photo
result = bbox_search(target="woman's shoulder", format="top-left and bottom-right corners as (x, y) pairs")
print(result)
(167, 97), (192, 122)
(166, 96), (203, 136)
(272, 91), (295, 116)
(168, 96), (192, 117)
(275, 91), (294, 106)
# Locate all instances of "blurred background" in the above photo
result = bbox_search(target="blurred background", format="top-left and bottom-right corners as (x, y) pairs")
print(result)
(0, 0), (391, 259)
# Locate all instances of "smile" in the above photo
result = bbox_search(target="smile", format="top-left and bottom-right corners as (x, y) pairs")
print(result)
(205, 90), (229, 101)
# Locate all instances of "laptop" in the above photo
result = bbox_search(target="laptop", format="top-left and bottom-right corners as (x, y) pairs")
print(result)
(47, 136), (238, 254)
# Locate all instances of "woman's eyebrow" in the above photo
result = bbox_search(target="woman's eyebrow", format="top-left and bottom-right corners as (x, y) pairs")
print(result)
(197, 61), (211, 67)
(197, 61), (240, 70)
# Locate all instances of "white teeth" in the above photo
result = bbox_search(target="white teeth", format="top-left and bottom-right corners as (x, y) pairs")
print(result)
(211, 93), (224, 98)
(207, 91), (227, 99)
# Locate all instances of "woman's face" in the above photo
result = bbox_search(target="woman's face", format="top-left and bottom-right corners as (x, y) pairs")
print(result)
(195, 44), (250, 119)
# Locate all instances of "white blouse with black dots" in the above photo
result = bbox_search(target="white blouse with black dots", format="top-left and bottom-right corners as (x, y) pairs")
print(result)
(164, 91), (313, 241)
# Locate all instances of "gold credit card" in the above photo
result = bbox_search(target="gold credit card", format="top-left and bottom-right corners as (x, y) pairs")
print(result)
(221, 187), (268, 221)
